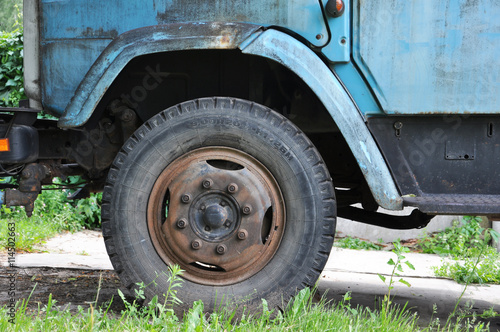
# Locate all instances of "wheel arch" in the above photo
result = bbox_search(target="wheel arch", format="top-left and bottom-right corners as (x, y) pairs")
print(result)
(59, 23), (402, 210)
(57, 22), (262, 128)
(241, 29), (403, 210)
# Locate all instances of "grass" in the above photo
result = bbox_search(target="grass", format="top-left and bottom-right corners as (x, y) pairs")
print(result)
(0, 201), (83, 252)
(0, 214), (63, 252)
(1, 270), (495, 332)
(0, 286), (426, 331)
(433, 249), (500, 285)
(418, 216), (500, 285)
(334, 235), (384, 251)
(2, 207), (498, 330)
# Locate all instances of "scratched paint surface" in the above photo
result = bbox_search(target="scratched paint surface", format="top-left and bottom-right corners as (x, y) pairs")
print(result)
(39, 0), (327, 115)
(353, 0), (500, 114)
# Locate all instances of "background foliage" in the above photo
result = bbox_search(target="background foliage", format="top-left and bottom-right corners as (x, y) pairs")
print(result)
(0, 0), (23, 32)
(0, 29), (25, 107)
(0, 1), (25, 107)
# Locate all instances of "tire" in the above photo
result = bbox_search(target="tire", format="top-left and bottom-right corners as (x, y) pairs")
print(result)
(102, 97), (336, 313)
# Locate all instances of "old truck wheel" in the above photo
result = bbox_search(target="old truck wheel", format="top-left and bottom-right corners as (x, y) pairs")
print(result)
(102, 97), (336, 313)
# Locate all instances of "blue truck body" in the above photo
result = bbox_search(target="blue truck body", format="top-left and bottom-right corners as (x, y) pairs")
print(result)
(1, 0), (499, 313)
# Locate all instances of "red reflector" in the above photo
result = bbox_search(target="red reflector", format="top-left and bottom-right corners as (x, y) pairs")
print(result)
(337, 0), (344, 12)
(0, 138), (10, 152)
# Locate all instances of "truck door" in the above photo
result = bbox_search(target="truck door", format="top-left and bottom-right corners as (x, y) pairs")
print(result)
(351, 0), (500, 115)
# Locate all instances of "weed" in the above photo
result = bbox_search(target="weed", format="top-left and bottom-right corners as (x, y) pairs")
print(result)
(418, 216), (500, 285)
(118, 264), (183, 328)
(2, 281), (496, 331)
(419, 216), (494, 258)
(378, 240), (415, 318)
(434, 250), (500, 285)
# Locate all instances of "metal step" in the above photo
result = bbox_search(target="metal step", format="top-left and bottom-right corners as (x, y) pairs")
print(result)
(403, 194), (500, 214)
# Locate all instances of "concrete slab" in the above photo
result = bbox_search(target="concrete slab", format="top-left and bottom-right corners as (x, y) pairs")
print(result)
(12, 253), (113, 270)
(321, 247), (500, 326)
(327, 247), (449, 278)
(2, 230), (113, 270)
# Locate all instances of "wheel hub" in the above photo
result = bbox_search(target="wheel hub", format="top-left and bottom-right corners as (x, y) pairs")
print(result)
(190, 192), (240, 242)
(147, 147), (285, 286)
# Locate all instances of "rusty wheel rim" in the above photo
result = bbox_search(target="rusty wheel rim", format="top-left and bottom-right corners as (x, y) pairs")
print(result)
(147, 147), (285, 286)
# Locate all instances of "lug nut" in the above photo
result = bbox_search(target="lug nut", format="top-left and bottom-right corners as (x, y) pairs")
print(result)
(220, 201), (227, 207)
(227, 183), (238, 194)
(176, 218), (187, 229)
(191, 240), (202, 250)
(224, 220), (233, 228)
(181, 194), (191, 203)
(200, 204), (206, 212)
(216, 244), (227, 255)
(202, 179), (213, 189)
(242, 205), (252, 215)
(237, 229), (248, 240)
(204, 226), (211, 231)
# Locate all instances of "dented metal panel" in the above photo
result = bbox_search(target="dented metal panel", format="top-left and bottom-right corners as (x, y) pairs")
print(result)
(353, 0), (500, 114)
(57, 22), (262, 127)
(39, 0), (329, 116)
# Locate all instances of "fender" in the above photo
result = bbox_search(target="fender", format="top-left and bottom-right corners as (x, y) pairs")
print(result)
(240, 29), (403, 210)
(59, 23), (402, 210)
(58, 22), (262, 128)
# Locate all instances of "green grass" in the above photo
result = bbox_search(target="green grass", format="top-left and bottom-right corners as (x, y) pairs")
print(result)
(1, 277), (494, 331)
(0, 214), (64, 252)
(334, 236), (384, 251)
(418, 216), (500, 285)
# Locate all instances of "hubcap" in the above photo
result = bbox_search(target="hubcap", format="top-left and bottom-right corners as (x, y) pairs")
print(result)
(147, 147), (285, 285)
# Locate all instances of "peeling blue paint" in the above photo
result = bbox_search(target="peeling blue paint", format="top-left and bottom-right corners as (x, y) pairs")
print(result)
(40, 0), (331, 116)
(58, 23), (262, 127)
(353, 0), (500, 114)
(359, 141), (371, 164)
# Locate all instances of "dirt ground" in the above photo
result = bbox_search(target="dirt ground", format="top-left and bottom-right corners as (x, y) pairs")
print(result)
(0, 267), (127, 314)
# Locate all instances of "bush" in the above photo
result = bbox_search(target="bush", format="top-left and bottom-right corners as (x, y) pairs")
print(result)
(0, 28), (25, 107)
(419, 216), (500, 284)
(418, 216), (493, 258)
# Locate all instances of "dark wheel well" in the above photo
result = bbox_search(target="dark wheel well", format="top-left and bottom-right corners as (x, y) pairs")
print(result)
(92, 49), (370, 207)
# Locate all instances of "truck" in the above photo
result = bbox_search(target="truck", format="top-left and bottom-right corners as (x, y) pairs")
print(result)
(1, 0), (499, 313)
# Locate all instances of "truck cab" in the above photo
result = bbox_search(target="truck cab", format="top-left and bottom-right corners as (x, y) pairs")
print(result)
(1, 0), (499, 312)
